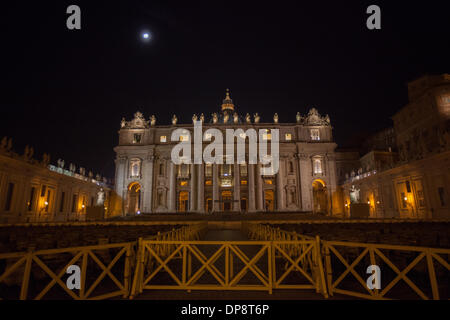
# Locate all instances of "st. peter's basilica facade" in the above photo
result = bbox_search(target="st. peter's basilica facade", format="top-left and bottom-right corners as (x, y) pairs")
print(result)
(114, 90), (339, 215)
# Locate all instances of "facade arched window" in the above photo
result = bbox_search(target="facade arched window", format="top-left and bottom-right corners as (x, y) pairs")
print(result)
(310, 129), (320, 141)
(177, 164), (190, 179)
(313, 158), (323, 174)
(129, 159), (141, 178)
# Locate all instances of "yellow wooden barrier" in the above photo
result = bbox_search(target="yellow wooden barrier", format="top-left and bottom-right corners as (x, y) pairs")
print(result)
(0, 242), (134, 300)
(322, 240), (450, 300)
(243, 222), (450, 300)
(130, 239), (328, 299)
(0, 223), (207, 300)
(1, 222), (448, 300)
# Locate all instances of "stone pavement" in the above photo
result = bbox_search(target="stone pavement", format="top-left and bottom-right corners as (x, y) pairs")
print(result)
(203, 229), (249, 241)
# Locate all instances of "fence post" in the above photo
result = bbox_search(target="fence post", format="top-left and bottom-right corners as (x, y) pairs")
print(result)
(426, 249), (440, 300)
(80, 250), (88, 299)
(268, 242), (273, 294)
(315, 235), (328, 298)
(324, 243), (333, 297)
(182, 245), (187, 287)
(368, 246), (379, 298)
(130, 237), (144, 299)
(123, 244), (132, 298)
(20, 251), (33, 300)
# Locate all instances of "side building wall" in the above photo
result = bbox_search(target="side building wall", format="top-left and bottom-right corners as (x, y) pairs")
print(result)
(0, 149), (116, 223)
(340, 151), (450, 219)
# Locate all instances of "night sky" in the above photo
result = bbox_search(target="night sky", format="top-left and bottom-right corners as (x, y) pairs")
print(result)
(1, 1), (449, 179)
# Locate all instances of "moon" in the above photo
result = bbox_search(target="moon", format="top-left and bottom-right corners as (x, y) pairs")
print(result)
(140, 31), (152, 42)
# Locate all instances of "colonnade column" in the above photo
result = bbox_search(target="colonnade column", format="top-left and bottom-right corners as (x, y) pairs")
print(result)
(189, 163), (196, 212)
(298, 153), (312, 212)
(248, 164), (256, 212)
(233, 164), (241, 212)
(256, 163), (264, 211)
(197, 164), (205, 213)
(168, 161), (177, 212)
(276, 158), (284, 212)
(143, 155), (154, 213)
(212, 164), (220, 212)
(114, 156), (127, 216)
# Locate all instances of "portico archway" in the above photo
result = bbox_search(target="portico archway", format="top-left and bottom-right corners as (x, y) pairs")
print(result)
(221, 190), (233, 212)
(127, 182), (141, 215)
(312, 179), (328, 215)
(178, 191), (189, 212)
(264, 190), (275, 212)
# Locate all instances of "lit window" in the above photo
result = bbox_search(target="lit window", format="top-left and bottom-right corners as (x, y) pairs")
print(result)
(310, 129), (320, 141)
(401, 192), (407, 208)
(241, 180), (248, 185)
(27, 187), (36, 211)
(180, 181), (188, 187)
(160, 136), (167, 143)
(205, 180), (212, 186)
(240, 164), (248, 177)
(313, 159), (323, 174)
(262, 130), (272, 141)
(205, 164), (212, 177)
(221, 164), (232, 177)
(221, 178), (232, 187)
(130, 159), (141, 178)
(133, 133), (142, 144)
(285, 133), (292, 141)
(265, 180), (273, 185)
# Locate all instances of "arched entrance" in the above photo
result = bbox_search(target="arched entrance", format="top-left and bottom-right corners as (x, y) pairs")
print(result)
(127, 182), (141, 215)
(221, 190), (233, 212)
(241, 197), (248, 212)
(178, 191), (189, 212)
(312, 180), (328, 215)
(264, 190), (275, 212)
(206, 197), (213, 213)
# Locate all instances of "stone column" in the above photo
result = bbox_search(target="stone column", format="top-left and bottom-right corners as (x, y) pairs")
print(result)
(189, 163), (196, 212)
(197, 164), (205, 213)
(256, 164), (264, 211)
(143, 155), (154, 213)
(326, 153), (338, 216)
(114, 155), (127, 216)
(298, 153), (312, 212)
(168, 161), (176, 212)
(248, 164), (256, 212)
(276, 158), (284, 212)
(212, 164), (220, 212)
(233, 164), (241, 212)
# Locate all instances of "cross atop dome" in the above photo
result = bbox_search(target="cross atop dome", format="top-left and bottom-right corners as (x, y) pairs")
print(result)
(221, 89), (235, 111)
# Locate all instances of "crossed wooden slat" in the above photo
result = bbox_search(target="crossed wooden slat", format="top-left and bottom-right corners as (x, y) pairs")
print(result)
(327, 244), (449, 300)
(32, 247), (127, 299)
(273, 243), (315, 287)
(141, 243), (270, 290)
(228, 244), (269, 288)
(143, 244), (184, 286)
(328, 245), (375, 297)
(186, 244), (226, 286)
(374, 248), (428, 300)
